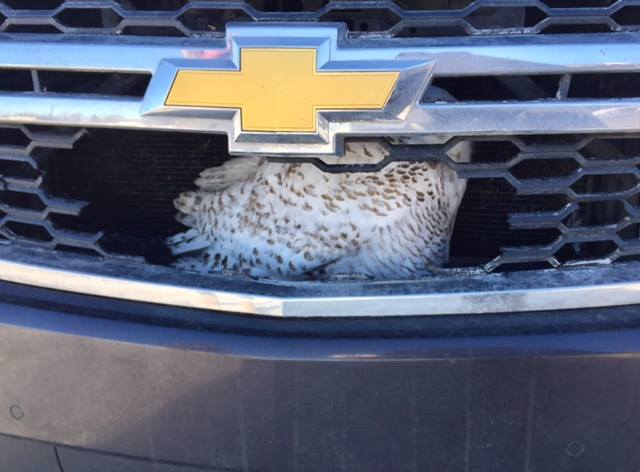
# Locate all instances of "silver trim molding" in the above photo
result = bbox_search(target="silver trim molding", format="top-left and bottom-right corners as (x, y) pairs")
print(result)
(1, 246), (639, 317)
(1, 28), (640, 155)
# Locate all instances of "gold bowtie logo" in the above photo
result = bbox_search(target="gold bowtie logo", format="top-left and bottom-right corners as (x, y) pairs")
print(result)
(165, 48), (400, 133)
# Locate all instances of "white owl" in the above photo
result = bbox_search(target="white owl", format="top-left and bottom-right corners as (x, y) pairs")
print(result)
(167, 139), (471, 280)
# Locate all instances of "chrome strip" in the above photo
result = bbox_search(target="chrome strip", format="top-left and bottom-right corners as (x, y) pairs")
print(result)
(1, 246), (640, 317)
(3, 33), (640, 76)
(2, 94), (639, 140)
(0, 259), (284, 317)
(2, 28), (640, 154)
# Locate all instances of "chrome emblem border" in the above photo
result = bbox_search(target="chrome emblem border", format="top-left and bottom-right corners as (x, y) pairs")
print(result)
(142, 24), (434, 156)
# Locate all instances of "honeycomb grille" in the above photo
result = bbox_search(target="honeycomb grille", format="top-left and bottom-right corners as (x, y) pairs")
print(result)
(2, 0), (640, 38)
(27, 128), (640, 273)
(0, 126), (104, 255)
(1, 3), (640, 278)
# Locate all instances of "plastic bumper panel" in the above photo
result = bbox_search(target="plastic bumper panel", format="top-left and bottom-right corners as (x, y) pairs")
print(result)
(1, 298), (640, 471)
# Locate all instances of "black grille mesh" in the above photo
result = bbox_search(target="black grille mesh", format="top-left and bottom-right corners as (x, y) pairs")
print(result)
(0, 126), (104, 255)
(51, 131), (225, 235)
(0, 68), (150, 96)
(29, 128), (640, 272)
(3, 0), (640, 38)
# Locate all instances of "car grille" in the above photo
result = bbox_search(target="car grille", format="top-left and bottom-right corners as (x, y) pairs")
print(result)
(1, 126), (636, 273)
(1, 0), (640, 38)
(1, 1), (640, 316)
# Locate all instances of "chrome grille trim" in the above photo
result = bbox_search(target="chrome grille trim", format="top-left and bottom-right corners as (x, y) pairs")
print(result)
(3, 244), (640, 317)
(3, 35), (640, 75)
(2, 31), (640, 155)
(2, 95), (640, 139)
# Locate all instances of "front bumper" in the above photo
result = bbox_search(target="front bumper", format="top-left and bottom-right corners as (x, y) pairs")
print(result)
(1, 282), (640, 471)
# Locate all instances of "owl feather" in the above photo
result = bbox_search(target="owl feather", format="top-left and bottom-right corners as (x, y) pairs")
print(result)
(167, 139), (470, 280)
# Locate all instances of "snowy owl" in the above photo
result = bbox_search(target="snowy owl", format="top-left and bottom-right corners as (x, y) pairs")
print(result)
(167, 138), (471, 280)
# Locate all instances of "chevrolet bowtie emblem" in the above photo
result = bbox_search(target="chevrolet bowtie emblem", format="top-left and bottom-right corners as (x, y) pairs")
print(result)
(144, 25), (434, 156)
(166, 48), (400, 133)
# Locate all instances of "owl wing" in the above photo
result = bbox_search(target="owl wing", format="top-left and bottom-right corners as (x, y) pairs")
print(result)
(167, 156), (267, 256)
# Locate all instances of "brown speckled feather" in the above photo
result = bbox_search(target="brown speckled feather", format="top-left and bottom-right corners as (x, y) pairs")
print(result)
(167, 140), (470, 280)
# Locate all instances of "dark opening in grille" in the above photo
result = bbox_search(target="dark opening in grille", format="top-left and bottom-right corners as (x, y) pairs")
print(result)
(0, 68), (150, 97)
(48, 130), (229, 260)
(3, 0), (640, 38)
(429, 72), (640, 102)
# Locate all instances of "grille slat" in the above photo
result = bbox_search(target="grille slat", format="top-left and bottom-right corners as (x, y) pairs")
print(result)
(0, 125), (105, 255)
(3, 0), (640, 38)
